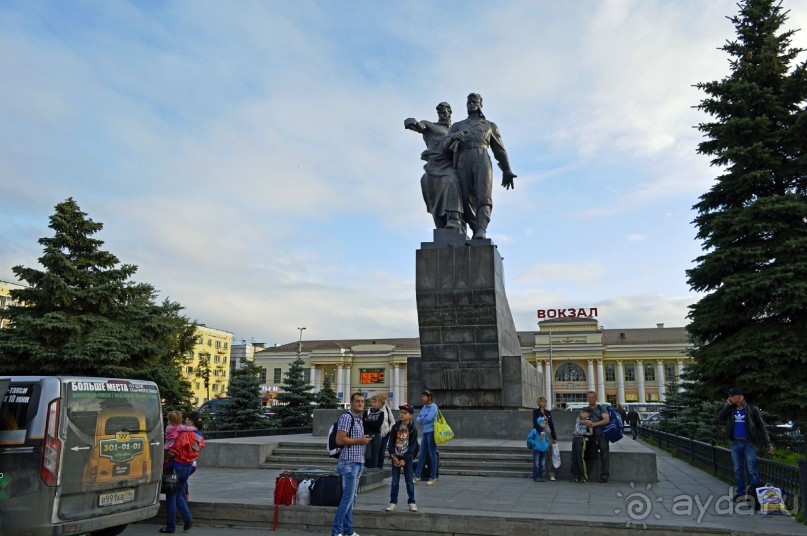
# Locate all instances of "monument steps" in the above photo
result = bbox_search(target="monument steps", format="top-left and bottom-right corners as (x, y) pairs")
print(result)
(262, 440), (536, 478)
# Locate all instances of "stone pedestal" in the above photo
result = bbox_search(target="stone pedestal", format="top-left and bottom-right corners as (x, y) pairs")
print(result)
(408, 234), (541, 408)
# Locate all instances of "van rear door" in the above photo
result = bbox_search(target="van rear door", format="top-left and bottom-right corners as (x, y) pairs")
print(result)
(58, 379), (163, 522)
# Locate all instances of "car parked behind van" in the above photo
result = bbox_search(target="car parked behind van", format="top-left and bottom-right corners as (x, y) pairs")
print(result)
(0, 376), (164, 536)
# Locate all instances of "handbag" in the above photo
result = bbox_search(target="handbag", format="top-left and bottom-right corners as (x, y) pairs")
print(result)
(434, 409), (455, 445)
(161, 468), (178, 494)
(552, 444), (561, 469)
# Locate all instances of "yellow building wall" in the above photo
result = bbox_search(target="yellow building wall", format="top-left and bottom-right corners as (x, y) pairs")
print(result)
(182, 325), (233, 406)
(0, 279), (26, 329)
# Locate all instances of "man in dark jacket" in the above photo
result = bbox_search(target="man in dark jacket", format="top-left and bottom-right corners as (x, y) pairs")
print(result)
(716, 387), (774, 501)
(627, 408), (640, 440)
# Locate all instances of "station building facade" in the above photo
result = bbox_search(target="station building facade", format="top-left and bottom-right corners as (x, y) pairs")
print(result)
(253, 317), (692, 409)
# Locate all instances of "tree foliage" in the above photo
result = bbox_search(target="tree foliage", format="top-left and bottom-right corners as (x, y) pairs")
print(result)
(0, 198), (196, 409)
(316, 375), (339, 409)
(274, 356), (314, 428)
(218, 361), (266, 431)
(687, 0), (807, 437)
(659, 371), (726, 443)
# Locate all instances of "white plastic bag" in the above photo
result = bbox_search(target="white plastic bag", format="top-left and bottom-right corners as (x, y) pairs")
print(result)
(755, 483), (789, 516)
(296, 478), (314, 506)
(552, 444), (561, 469)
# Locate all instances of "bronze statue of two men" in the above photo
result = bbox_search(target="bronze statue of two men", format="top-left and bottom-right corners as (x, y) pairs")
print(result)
(405, 93), (516, 240)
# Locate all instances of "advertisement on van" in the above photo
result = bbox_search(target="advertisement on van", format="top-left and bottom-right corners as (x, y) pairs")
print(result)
(0, 377), (164, 536)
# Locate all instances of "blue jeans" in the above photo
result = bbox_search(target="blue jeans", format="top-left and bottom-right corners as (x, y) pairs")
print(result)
(164, 460), (193, 532)
(532, 450), (547, 478)
(389, 459), (415, 505)
(731, 440), (760, 496)
(414, 431), (437, 480)
(332, 460), (363, 536)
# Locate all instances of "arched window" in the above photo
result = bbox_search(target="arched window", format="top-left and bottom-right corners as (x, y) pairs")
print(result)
(555, 363), (586, 383)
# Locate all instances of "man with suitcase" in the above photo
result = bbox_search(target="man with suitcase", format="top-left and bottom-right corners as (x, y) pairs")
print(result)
(332, 393), (372, 536)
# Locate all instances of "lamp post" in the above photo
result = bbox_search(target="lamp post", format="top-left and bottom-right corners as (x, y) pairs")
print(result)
(297, 327), (306, 358)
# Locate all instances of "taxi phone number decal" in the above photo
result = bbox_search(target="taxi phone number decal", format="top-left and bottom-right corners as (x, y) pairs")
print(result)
(98, 436), (145, 463)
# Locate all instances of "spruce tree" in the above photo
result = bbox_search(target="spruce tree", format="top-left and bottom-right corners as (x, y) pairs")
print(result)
(0, 198), (196, 408)
(218, 362), (265, 430)
(687, 0), (807, 440)
(274, 356), (315, 428)
(316, 375), (340, 409)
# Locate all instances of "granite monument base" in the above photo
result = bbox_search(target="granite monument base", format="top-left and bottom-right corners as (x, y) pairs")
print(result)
(410, 235), (541, 409)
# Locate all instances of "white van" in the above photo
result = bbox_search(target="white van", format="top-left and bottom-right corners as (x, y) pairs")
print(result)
(0, 376), (164, 536)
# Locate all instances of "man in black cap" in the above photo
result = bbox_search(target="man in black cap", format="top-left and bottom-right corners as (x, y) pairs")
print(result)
(717, 387), (774, 502)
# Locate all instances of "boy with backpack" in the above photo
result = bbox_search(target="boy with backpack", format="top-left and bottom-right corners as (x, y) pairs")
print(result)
(527, 416), (550, 482)
(385, 404), (419, 512)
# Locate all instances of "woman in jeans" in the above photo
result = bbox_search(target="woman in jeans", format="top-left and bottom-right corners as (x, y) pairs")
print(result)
(161, 411), (194, 533)
(532, 396), (558, 481)
(413, 390), (438, 485)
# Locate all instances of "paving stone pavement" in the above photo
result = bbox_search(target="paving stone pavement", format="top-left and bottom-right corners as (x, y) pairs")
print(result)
(145, 434), (807, 535)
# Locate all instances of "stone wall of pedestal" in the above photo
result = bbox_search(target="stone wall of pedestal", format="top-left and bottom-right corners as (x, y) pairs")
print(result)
(409, 238), (541, 409)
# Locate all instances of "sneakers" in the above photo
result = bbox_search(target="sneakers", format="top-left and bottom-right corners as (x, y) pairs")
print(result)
(425, 479), (437, 486)
(536, 477), (545, 482)
(550, 476), (556, 481)
(409, 503), (418, 512)
(413, 477), (420, 484)
(385, 503), (396, 512)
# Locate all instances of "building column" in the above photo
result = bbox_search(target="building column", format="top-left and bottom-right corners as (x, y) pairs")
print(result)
(616, 360), (625, 405)
(637, 359), (646, 404)
(392, 363), (399, 403)
(310, 364), (319, 393)
(587, 360), (595, 393)
(657, 360), (666, 401)
(343, 362), (352, 398)
(541, 360), (550, 408)
(677, 358), (685, 391)
(596, 359), (606, 402)
(336, 364), (344, 403)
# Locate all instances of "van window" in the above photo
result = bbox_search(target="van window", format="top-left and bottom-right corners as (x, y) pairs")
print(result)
(0, 383), (42, 441)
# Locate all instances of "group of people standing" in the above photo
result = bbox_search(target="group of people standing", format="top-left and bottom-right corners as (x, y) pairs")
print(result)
(331, 390), (440, 536)
(529, 391), (611, 484)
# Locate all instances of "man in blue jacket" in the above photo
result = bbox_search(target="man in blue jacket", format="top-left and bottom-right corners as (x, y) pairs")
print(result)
(717, 387), (774, 502)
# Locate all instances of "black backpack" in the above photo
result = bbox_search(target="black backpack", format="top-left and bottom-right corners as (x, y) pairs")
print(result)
(327, 411), (354, 458)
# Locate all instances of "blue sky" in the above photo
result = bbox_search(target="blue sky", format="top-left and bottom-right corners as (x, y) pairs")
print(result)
(2, 1), (805, 345)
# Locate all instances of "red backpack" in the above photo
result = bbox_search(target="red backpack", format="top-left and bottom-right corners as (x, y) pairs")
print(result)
(170, 431), (205, 464)
(273, 471), (298, 530)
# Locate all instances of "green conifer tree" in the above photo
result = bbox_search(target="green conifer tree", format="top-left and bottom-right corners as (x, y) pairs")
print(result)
(218, 362), (266, 431)
(687, 0), (807, 442)
(274, 356), (315, 428)
(0, 198), (196, 408)
(316, 375), (340, 409)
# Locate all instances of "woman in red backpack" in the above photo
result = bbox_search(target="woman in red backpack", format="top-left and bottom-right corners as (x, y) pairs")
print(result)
(161, 411), (196, 533)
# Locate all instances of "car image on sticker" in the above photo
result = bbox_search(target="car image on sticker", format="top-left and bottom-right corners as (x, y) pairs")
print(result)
(98, 488), (135, 507)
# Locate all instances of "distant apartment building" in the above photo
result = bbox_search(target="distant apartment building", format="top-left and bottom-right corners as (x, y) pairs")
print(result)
(229, 341), (269, 375)
(0, 279), (26, 329)
(182, 325), (234, 406)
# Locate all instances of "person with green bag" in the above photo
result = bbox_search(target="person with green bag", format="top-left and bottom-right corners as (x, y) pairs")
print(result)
(413, 390), (439, 486)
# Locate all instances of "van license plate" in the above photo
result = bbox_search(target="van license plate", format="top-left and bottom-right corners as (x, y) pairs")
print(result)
(98, 488), (135, 507)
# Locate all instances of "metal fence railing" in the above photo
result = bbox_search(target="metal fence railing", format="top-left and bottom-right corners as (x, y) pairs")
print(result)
(204, 426), (312, 440)
(637, 426), (802, 513)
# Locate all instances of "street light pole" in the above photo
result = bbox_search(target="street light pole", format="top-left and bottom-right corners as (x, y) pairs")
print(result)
(297, 327), (306, 358)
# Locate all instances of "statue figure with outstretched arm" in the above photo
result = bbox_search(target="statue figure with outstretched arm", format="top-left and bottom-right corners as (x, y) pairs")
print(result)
(443, 93), (516, 240)
(405, 102), (464, 232)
